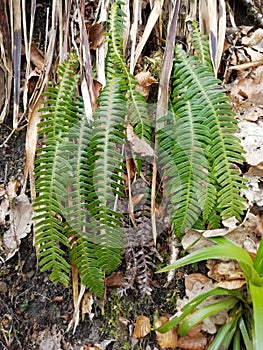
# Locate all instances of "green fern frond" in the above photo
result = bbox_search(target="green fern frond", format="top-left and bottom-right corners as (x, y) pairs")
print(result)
(88, 72), (127, 273)
(35, 51), (123, 295)
(173, 47), (247, 221)
(59, 113), (107, 296)
(34, 54), (81, 285)
(157, 30), (247, 236)
(107, 1), (152, 140)
(158, 100), (211, 234)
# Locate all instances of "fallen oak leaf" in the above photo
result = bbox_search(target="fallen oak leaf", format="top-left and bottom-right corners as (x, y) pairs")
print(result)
(185, 273), (210, 291)
(155, 316), (178, 349)
(176, 324), (207, 350)
(133, 315), (151, 338)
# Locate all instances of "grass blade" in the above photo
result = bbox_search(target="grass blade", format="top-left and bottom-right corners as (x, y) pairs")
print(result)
(158, 236), (253, 273)
(178, 297), (238, 336)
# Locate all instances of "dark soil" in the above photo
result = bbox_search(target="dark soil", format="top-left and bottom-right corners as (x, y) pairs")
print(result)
(0, 229), (183, 349)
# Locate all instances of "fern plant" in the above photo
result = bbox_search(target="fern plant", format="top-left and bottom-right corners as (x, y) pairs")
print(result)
(33, 0), (152, 297)
(157, 25), (247, 236)
(33, 5), (247, 299)
(34, 52), (125, 298)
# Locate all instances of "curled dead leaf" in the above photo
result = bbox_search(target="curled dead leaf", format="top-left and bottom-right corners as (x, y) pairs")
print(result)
(88, 23), (105, 50)
(81, 291), (94, 321)
(133, 315), (151, 338)
(185, 273), (210, 291)
(155, 316), (178, 349)
(2, 194), (32, 261)
(135, 71), (157, 99)
(30, 43), (44, 69)
(126, 124), (154, 157)
(177, 324), (207, 350)
(207, 259), (245, 289)
(105, 271), (126, 287)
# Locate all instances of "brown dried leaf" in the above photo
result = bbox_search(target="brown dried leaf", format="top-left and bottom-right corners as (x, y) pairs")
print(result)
(155, 205), (165, 219)
(135, 71), (157, 86)
(88, 23), (105, 50)
(93, 79), (103, 100)
(132, 193), (145, 207)
(207, 259), (245, 290)
(133, 315), (151, 338)
(246, 164), (263, 178)
(155, 316), (178, 349)
(176, 324), (207, 350)
(2, 194), (32, 261)
(135, 71), (157, 99)
(30, 43), (44, 69)
(27, 73), (40, 97)
(178, 274), (214, 312)
(105, 271), (126, 287)
(185, 273), (210, 291)
(230, 65), (263, 107)
(242, 28), (263, 46)
(216, 279), (246, 289)
(81, 291), (94, 321)
(126, 124), (154, 157)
